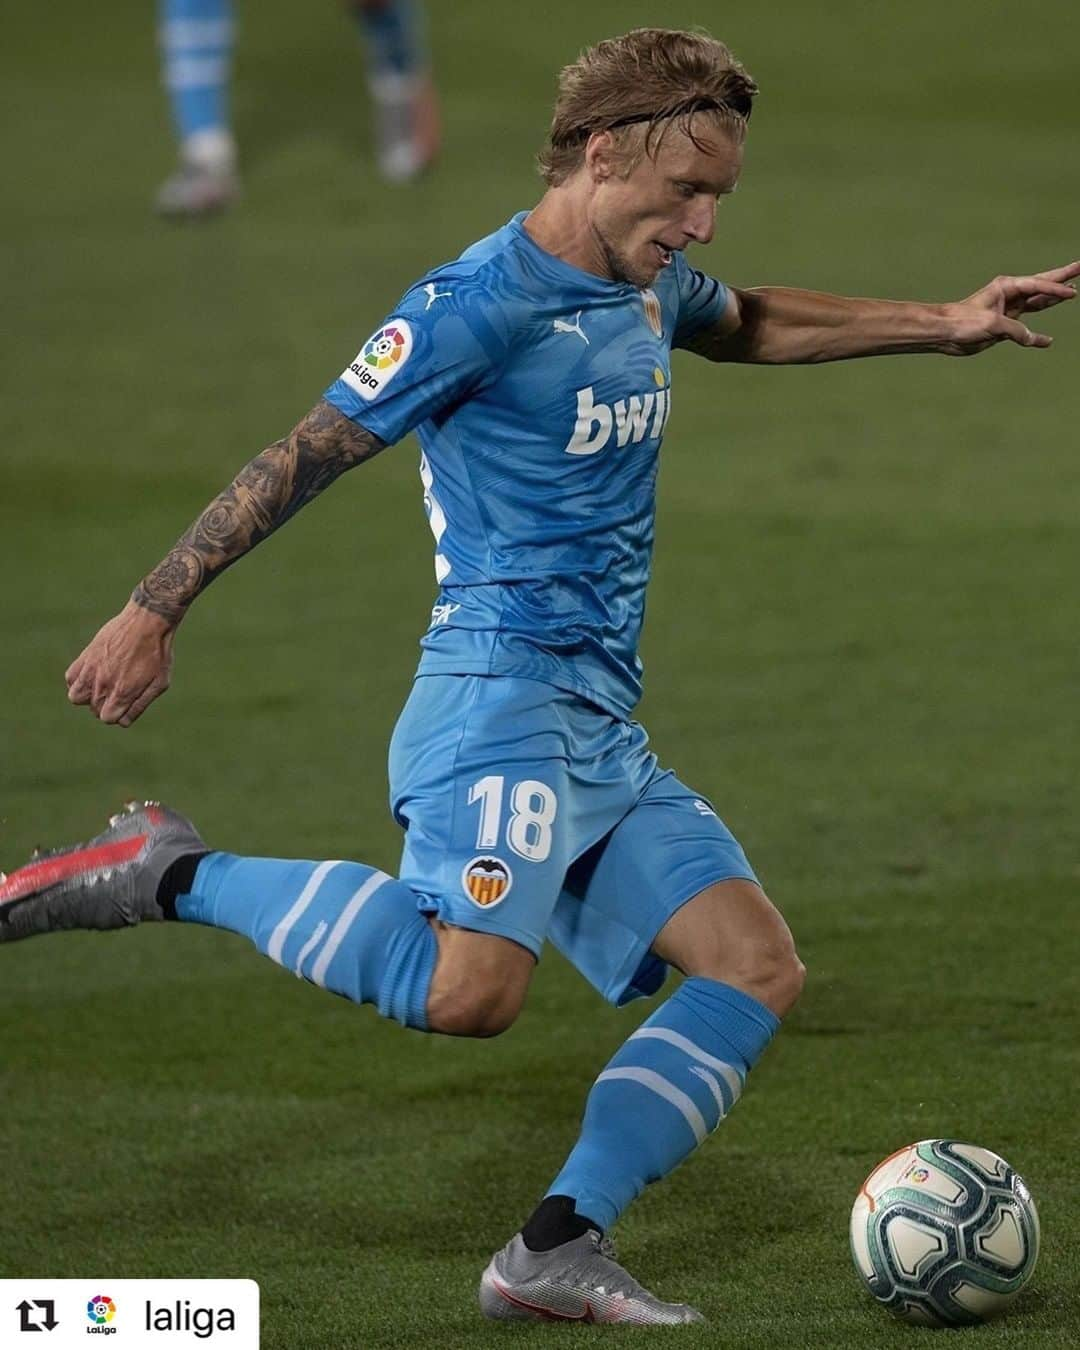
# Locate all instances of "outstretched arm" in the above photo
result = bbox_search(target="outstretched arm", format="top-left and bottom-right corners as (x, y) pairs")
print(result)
(687, 261), (1079, 364)
(66, 400), (385, 726)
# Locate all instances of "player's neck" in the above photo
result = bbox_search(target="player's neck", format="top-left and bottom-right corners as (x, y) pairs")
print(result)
(524, 188), (614, 283)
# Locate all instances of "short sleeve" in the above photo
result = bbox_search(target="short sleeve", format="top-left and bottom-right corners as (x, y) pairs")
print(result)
(323, 270), (509, 445)
(671, 254), (730, 349)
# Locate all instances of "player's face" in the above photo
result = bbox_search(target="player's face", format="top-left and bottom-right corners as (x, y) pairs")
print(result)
(589, 121), (743, 290)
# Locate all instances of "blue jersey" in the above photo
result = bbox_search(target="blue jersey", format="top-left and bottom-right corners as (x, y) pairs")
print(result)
(324, 211), (728, 718)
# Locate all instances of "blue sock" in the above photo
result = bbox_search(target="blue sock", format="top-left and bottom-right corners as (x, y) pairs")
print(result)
(177, 852), (436, 1030)
(547, 977), (780, 1230)
(350, 0), (427, 79)
(159, 0), (235, 147)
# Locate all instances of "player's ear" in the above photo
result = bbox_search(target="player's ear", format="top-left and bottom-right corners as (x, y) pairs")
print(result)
(585, 130), (617, 183)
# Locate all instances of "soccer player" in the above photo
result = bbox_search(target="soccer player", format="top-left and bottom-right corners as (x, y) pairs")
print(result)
(156, 0), (439, 215)
(3, 28), (1077, 1324)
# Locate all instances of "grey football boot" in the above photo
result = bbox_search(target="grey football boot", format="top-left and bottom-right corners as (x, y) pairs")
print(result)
(155, 159), (240, 217)
(369, 71), (441, 183)
(0, 802), (207, 943)
(479, 1231), (705, 1325)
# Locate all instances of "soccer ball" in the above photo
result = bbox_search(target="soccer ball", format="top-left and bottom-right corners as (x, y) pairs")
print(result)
(849, 1139), (1039, 1327)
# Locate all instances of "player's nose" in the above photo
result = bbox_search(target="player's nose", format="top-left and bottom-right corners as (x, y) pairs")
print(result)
(684, 197), (717, 245)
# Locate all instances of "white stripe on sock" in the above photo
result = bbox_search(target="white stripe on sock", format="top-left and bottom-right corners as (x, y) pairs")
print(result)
(629, 1027), (743, 1105)
(293, 921), (328, 980)
(161, 19), (234, 47)
(689, 1065), (728, 1125)
(166, 56), (230, 89)
(368, 71), (422, 102)
(266, 860), (343, 965)
(596, 1067), (708, 1145)
(310, 871), (392, 989)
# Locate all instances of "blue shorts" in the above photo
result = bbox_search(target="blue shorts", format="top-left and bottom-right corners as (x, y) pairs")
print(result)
(388, 675), (760, 1006)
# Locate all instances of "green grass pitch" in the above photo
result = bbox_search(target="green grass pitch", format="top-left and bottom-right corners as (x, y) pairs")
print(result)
(2, 1), (1079, 1346)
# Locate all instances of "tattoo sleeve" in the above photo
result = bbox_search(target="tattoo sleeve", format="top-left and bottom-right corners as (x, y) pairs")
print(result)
(132, 400), (385, 624)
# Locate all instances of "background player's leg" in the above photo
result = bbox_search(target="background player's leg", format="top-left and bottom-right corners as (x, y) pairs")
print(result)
(534, 880), (802, 1239)
(348, 0), (439, 181)
(156, 0), (239, 215)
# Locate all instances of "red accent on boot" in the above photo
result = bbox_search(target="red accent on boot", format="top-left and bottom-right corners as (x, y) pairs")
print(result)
(0, 835), (147, 906)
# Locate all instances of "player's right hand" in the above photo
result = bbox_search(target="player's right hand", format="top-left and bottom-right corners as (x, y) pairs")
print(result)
(65, 600), (177, 728)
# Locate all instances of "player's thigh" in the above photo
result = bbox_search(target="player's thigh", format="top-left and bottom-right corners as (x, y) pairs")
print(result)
(548, 768), (762, 1007)
(389, 673), (573, 975)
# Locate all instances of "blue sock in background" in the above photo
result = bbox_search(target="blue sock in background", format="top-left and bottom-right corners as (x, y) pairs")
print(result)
(178, 852), (436, 1030)
(547, 977), (780, 1230)
(159, 0), (235, 157)
(350, 0), (427, 80)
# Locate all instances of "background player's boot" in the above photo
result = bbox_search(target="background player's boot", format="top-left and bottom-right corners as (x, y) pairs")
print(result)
(155, 131), (239, 217)
(155, 156), (240, 217)
(0, 802), (206, 943)
(478, 1231), (704, 1325)
(370, 71), (440, 182)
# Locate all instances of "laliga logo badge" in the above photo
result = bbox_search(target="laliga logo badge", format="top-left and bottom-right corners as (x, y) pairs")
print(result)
(363, 324), (409, 370)
(341, 319), (413, 401)
(462, 857), (513, 908)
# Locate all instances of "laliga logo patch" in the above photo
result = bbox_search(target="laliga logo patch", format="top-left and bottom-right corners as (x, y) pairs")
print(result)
(462, 856), (513, 908)
(364, 324), (409, 371)
(341, 319), (413, 401)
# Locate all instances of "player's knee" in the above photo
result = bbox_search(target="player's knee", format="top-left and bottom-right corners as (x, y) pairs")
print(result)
(749, 941), (806, 1018)
(667, 884), (806, 1018)
(695, 940), (805, 1019)
(427, 977), (527, 1037)
(723, 935), (805, 1018)
(425, 928), (534, 1037)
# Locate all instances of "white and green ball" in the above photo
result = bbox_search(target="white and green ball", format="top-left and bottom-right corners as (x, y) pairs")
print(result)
(850, 1139), (1039, 1327)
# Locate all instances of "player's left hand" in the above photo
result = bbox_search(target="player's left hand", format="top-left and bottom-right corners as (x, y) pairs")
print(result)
(941, 261), (1079, 355)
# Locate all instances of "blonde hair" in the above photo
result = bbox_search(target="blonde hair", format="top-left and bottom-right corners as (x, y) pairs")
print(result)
(539, 28), (758, 186)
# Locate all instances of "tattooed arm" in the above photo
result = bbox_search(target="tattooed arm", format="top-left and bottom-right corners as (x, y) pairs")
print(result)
(133, 400), (384, 622)
(66, 400), (385, 726)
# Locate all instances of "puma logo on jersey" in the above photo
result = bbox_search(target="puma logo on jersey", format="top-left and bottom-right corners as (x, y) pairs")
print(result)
(424, 282), (453, 310)
(553, 311), (589, 345)
(563, 383), (672, 456)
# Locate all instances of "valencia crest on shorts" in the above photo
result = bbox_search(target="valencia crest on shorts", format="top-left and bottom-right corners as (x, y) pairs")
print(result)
(462, 856), (513, 908)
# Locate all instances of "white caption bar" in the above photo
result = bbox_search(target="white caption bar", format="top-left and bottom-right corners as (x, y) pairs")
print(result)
(0, 1279), (259, 1348)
